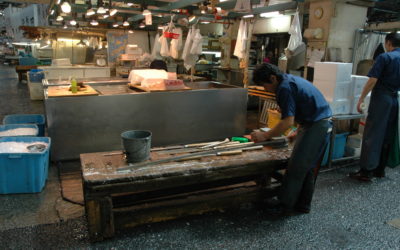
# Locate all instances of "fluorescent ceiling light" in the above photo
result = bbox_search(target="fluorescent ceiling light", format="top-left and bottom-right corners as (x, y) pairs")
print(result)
(201, 21), (210, 24)
(50, 9), (55, 15)
(123, 21), (129, 26)
(90, 20), (99, 26)
(202, 51), (221, 57)
(157, 26), (164, 30)
(128, 30), (134, 34)
(103, 14), (109, 19)
(142, 9), (151, 16)
(110, 8), (118, 16)
(70, 19), (77, 26)
(127, 3), (134, 6)
(12, 42), (40, 46)
(113, 23), (119, 27)
(188, 15), (196, 22)
(86, 8), (95, 16)
(243, 14), (254, 18)
(219, 0), (229, 2)
(61, 1), (71, 13)
(139, 23), (145, 28)
(58, 38), (80, 42)
(56, 15), (63, 22)
(260, 11), (281, 18)
(97, 7), (106, 14)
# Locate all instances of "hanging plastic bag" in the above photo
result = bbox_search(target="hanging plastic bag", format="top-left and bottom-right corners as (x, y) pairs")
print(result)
(234, 19), (248, 59)
(190, 29), (203, 55)
(160, 28), (170, 57)
(170, 28), (183, 59)
(234, 0), (251, 12)
(151, 33), (161, 59)
(287, 12), (304, 53)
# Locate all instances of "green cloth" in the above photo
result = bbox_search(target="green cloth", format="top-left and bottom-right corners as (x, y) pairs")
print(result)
(387, 122), (400, 168)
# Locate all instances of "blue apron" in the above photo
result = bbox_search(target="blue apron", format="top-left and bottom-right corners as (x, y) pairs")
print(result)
(359, 87), (399, 171)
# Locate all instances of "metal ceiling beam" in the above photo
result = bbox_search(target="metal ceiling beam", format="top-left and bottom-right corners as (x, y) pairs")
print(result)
(228, 1), (298, 17)
(159, 0), (204, 11)
(217, 0), (261, 10)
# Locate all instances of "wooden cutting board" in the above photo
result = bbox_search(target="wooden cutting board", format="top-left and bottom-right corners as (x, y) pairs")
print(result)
(129, 84), (191, 92)
(47, 85), (99, 97)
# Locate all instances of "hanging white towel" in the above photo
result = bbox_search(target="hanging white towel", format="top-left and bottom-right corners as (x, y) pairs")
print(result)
(190, 29), (203, 55)
(170, 28), (183, 59)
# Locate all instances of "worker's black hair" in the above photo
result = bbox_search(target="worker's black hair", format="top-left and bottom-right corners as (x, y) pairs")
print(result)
(150, 60), (168, 71)
(385, 32), (400, 47)
(252, 63), (283, 85)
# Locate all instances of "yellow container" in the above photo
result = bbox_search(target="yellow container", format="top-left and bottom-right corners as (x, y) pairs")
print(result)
(267, 109), (292, 135)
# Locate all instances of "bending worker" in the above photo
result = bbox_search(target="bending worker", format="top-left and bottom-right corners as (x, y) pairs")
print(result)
(350, 32), (400, 181)
(251, 63), (332, 215)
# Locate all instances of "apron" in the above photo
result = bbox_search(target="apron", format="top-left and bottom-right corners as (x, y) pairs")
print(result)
(359, 87), (399, 171)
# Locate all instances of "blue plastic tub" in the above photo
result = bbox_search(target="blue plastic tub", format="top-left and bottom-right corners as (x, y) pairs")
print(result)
(0, 136), (51, 194)
(19, 57), (38, 66)
(0, 124), (39, 137)
(3, 114), (46, 136)
(28, 69), (45, 82)
(321, 133), (349, 166)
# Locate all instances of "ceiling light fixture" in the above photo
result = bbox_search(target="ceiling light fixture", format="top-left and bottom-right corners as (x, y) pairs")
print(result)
(97, 6), (106, 14)
(61, 1), (72, 13)
(57, 0), (61, 4)
(123, 21), (129, 26)
(142, 9), (151, 16)
(201, 21), (210, 24)
(86, 8), (95, 16)
(260, 11), (281, 18)
(188, 15), (196, 22)
(243, 14), (254, 18)
(56, 15), (63, 22)
(103, 14), (109, 18)
(113, 23), (119, 27)
(128, 30), (134, 34)
(139, 23), (145, 28)
(90, 19), (99, 26)
(110, 8), (118, 16)
(50, 9), (55, 15)
(127, 2), (134, 7)
(63, 24), (68, 29)
(70, 19), (77, 26)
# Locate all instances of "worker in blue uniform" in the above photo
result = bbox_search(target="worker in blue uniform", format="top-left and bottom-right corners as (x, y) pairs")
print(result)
(251, 63), (332, 215)
(350, 32), (400, 182)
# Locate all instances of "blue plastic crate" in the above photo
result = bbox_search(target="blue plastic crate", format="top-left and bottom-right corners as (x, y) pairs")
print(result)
(28, 69), (45, 82)
(19, 57), (38, 66)
(0, 124), (39, 137)
(322, 133), (349, 166)
(3, 114), (46, 136)
(0, 136), (51, 194)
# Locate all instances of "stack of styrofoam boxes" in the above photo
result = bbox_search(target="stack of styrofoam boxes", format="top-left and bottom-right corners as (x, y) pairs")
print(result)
(314, 62), (353, 115)
(349, 75), (369, 114)
(345, 133), (363, 157)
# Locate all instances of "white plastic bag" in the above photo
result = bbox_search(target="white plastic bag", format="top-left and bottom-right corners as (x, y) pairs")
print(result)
(151, 33), (161, 59)
(159, 28), (170, 57)
(190, 29), (203, 55)
(287, 12), (304, 53)
(170, 28), (183, 59)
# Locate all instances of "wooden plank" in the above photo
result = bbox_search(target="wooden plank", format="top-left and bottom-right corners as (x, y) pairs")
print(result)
(47, 85), (99, 97)
(113, 184), (277, 229)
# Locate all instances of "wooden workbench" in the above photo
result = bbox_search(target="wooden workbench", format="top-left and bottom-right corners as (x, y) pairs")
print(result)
(81, 145), (291, 241)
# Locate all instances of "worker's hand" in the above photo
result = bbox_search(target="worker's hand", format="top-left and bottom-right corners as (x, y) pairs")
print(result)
(251, 131), (270, 143)
(357, 98), (364, 113)
(286, 130), (297, 143)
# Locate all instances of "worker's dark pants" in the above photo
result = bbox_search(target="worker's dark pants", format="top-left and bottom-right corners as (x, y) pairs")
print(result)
(279, 119), (331, 210)
(360, 88), (398, 172)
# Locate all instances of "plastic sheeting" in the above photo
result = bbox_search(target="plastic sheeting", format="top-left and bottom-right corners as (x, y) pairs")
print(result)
(234, 19), (248, 59)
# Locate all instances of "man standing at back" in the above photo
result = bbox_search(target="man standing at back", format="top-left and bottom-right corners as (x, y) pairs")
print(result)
(251, 63), (332, 215)
(350, 32), (400, 181)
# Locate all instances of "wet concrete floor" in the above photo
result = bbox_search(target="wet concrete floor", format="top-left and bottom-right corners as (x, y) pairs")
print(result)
(0, 65), (399, 248)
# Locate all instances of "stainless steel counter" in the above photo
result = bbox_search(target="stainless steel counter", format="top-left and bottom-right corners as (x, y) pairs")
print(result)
(45, 81), (248, 161)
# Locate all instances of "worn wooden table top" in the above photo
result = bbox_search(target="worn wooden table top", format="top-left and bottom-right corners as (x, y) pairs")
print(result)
(81, 145), (292, 186)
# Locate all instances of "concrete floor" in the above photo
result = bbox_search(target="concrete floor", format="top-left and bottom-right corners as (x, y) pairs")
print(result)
(0, 65), (399, 248)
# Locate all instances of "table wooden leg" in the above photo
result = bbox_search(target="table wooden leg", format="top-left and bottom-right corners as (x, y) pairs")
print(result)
(85, 196), (115, 241)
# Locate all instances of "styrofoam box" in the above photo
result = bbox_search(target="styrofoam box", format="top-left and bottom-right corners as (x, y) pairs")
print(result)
(345, 146), (361, 157)
(328, 99), (351, 115)
(314, 80), (351, 102)
(349, 95), (361, 114)
(314, 62), (353, 82)
(346, 133), (363, 148)
(351, 75), (369, 96)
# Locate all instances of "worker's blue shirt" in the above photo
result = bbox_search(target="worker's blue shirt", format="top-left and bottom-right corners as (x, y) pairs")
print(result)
(368, 48), (400, 93)
(275, 74), (332, 124)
